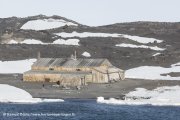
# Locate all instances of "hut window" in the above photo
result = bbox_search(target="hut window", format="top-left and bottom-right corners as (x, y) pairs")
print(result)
(49, 68), (54, 71)
(76, 69), (81, 71)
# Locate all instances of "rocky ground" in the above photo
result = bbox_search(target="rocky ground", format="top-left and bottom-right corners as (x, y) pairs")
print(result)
(0, 15), (180, 70)
(1, 74), (180, 99)
(0, 15), (179, 99)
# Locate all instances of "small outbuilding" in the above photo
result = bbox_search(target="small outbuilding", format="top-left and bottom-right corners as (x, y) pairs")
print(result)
(23, 57), (125, 86)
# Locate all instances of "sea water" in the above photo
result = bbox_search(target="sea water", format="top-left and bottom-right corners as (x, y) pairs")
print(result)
(0, 99), (180, 120)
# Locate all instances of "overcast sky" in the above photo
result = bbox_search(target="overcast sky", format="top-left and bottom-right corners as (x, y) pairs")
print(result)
(1, 0), (180, 26)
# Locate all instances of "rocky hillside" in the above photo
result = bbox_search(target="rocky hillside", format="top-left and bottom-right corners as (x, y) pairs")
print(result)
(0, 15), (179, 70)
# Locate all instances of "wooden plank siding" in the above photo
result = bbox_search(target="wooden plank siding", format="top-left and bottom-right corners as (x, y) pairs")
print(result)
(23, 58), (125, 86)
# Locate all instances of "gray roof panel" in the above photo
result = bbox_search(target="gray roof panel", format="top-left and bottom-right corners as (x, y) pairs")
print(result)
(32, 58), (108, 67)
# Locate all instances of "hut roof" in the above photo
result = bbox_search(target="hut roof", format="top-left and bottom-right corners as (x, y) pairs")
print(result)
(32, 58), (111, 67)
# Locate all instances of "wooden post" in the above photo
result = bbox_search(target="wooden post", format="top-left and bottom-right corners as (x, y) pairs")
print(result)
(37, 51), (41, 60)
(107, 69), (110, 83)
(84, 76), (86, 85)
(74, 50), (77, 60)
(118, 72), (121, 80)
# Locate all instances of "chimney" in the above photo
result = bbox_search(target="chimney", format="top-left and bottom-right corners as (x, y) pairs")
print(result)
(37, 51), (41, 60)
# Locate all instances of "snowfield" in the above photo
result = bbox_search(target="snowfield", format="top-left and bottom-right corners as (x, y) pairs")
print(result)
(21, 39), (44, 44)
(8, 39), (43, 44)
(53, 39), (79, 45)
(8, 40), (18, 44)
(97, 86), (180, 106)
(55, 32), (163, 44)
(21, 18), (77, 30)
(116, 43), (165, 51)
(0, 84), (64, 103)
(126, 62), (180, 80)
(153, 53), (161, 56)
(55, 32), (120, 38)
(4, 32), (163, 46)
(7, 39), (80, 46)
(82, 51), (91, 57)
(122, 34), (163, 44)
(0, 59), (36, 73)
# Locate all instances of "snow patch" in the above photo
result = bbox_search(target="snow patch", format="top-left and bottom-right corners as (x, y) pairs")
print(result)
(6, 39), (80, 46)
(153, 53), (161, 56)
(55, 32), (120, 38)
(126, 62), (180, 80)
(0, 59), (36, 73)
(0, 84), (64, 103)
(42, 99), (64, 102)
(21, 19), (77, 30)
(6, 39), (43, 44)
(8, 40), (18, 44)
(116, 43), (165, 51)
(97, 86), (180, 106)
(21, 39), (44, 44)
(122, 34), (163, 44)
(55, 32), (163, 44)
(82, 52), (91, 57)
(53, 39), (79, 46)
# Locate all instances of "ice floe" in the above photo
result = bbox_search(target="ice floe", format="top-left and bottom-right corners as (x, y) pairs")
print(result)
(126, 62), (180, 80)
(82, 51), (91, 57)
(97, 86), (180, 106)
(116, 43), (165, 51)
(0, 59), (36, 73)
(21, 18), (77, 30)
(0, 84), (64, 103)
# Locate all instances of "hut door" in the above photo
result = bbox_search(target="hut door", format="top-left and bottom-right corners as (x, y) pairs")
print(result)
(45, 78), (50, 82)
(81, 78), (85, 86)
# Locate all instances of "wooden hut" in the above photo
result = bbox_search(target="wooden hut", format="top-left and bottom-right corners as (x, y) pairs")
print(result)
(23, 58), (125, 86)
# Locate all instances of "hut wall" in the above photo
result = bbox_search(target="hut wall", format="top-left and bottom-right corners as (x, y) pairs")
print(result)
(32, 66), (92, 72)
(23, 73), (84, 86)
(91, 70), (108, 83)
(108, 71), (125, 81)
(85, 74), (93, 83)
(109, 72), (120, 81)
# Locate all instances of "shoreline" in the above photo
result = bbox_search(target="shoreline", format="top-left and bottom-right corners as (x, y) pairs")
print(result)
(1, 74), (180, 99)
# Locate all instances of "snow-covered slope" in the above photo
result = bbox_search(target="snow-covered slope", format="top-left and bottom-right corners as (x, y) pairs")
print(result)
(56, 32), (120, 38)
(97, 86), (180, 106)
(53, 39), (79, 45)
(7, 39), (80, 45)
(116, 43), (165, 51)
(0, 84), (64, 103)
(0, 59), (36, 73)
(21, 18), (78, 30)
(55, 32), (163, 44)
(122, 34), (162, 44)
(126, 62), (180, 80)
(8, 39), (43, 44)
(21, 39), (44, 44)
